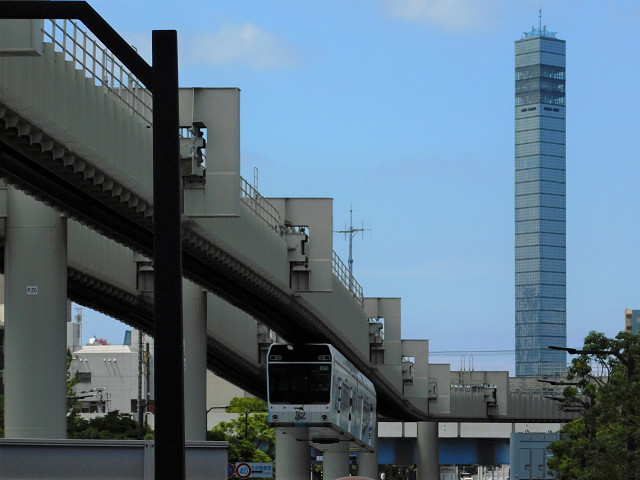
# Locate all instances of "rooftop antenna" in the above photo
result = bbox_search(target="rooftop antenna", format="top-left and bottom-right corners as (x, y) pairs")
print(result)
(539, 8), (542, 32)
(335, 205), (370, 291)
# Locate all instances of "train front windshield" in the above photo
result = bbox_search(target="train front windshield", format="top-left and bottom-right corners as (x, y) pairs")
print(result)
(269, 363), (331, 404)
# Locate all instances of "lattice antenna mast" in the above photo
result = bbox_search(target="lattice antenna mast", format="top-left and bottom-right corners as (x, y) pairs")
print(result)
(335, 206), (370, 290)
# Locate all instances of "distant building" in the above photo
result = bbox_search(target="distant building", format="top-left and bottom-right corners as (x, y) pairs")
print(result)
(67, 317), (155, 425)
(510, 432), (559, 479)
(514, 21), (567, 377)
(625, 308), (640, 335)
(67, 314), (244, 430)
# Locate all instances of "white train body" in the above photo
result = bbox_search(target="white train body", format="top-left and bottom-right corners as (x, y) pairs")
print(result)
(267, 343), (376, 452)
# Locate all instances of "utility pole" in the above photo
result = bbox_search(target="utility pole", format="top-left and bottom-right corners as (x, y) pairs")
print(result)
(137, 330), (144, 439)
(74, 306), (83, 347)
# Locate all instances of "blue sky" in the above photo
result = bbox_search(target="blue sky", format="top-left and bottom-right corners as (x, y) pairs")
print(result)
(76, 0), (640, 374)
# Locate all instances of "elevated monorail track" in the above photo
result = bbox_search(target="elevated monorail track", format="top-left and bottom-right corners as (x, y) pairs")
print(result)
(0, 103), (428, 421)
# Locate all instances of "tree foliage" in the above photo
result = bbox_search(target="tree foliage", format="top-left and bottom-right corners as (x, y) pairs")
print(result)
(208, 397), (274, 463)
(67, 348), (80, 413)
(68, 410), (146, 439)
(548, 330), (640, 480)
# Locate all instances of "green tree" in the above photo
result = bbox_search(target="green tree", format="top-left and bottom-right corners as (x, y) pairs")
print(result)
(69, 410), (144, 440)
(208, 397), (274, 463)
(548, 330), (640, 480)
(67, 348), (80, 412)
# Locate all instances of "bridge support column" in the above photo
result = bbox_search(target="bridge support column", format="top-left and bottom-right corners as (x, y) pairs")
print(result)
(4, 189), (67, 439)
(323, 451), (350, 480)
(417, 422), (439, 480)
(358, 420), (378, 478)
(275, 429), (310, 480)
(183, 279), (207, 440)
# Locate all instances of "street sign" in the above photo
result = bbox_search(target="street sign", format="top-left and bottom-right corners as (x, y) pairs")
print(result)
(236, 463), (251, 479)
(233, 461), (274, 478)
(245, 462), (274, 478)
(227, 463), (235, 478)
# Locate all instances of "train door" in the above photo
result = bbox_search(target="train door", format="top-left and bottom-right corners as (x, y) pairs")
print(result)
(361, 399), (373, 447)
(338, 380), (351, 431)
(351, 391), (363, 439)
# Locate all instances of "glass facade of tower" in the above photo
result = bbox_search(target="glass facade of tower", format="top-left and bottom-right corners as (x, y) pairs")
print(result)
(515, 29), (566, 377)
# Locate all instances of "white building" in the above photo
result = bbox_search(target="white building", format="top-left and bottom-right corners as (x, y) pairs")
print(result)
(67, 315), (154, 426)
(67, 312), (247, 430)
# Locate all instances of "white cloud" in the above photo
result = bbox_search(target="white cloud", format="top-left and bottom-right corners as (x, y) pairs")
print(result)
(385, 0), (501, 32)
(184, 23), (298, 70)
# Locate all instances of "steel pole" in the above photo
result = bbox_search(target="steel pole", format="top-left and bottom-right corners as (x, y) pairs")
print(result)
(152, 29), (185, 480)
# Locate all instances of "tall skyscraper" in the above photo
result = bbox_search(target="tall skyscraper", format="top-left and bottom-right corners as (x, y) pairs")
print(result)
(514, 23), (566, 377)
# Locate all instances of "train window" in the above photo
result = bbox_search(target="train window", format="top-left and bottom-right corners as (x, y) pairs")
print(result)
(269, 363), (331, 404)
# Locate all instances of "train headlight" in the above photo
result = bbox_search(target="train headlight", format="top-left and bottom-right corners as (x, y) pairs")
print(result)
(272, 415), (278, 420)
(321, 415), (328, 421)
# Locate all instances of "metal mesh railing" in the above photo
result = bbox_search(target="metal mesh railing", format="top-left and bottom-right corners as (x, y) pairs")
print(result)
(332, 251), (364, 305)
(42, 19), (152, 124)
(240, 177), (281, 233)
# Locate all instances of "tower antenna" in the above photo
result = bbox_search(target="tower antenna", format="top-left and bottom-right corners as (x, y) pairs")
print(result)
(334, 205), (370, 291)
(539, 8), (542, 32)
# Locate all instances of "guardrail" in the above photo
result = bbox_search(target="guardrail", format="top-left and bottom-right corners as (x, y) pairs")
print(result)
(332, 251), (364, 305)
(42, 19), (152, 124)
(240, 177), (281, 233)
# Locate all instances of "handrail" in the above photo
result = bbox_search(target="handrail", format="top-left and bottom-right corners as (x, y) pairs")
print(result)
(332, 251), (364, 305)
(42, 18), (152, 124)
(240, 177), (281, 234)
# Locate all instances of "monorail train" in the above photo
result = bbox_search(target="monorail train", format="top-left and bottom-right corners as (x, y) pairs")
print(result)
(267, 343), (376, 452)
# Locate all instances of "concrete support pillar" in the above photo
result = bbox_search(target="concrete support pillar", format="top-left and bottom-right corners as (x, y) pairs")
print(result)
(323, 451), (350, 480)
(183, 279), (207, 440)
(358, 419), (379, 479)
(4, 189), (67, 438)
(417, 422), (439, 480)
(275, 429), (310, 480)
